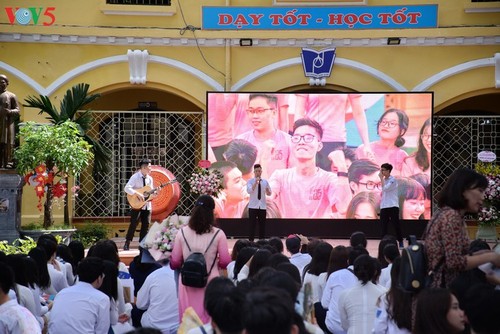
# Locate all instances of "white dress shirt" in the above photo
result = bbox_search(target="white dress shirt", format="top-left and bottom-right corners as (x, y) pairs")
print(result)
(49, 281), (110, 334)
(380, 175), (399, 209)
(15, 284), (43, 330)
(289, 253), (312, 276)
(303, 272), (327, 304)
(45, 263), (68, 295)
(322, 267), (358, 334)
(372, 293), (411, 334)
(378, 264), (392, 289)
(338, 281), (387, 334)
(136, 266), (179, 334)
(0, 299), (41, 334)
(124, 171), (154, 210)
(246, 178), (271, 210)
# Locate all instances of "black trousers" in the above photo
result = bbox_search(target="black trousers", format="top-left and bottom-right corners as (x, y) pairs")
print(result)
(125, 209), (151, 242)
(380, 206), (402, 242)
(248, 208), (266, 241)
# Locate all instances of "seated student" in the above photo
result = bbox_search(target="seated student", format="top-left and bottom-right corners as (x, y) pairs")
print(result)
(323, 246), (369, 334)
(349, 231), (367, 249)
(188, 277), (245, 334)
(285, 235), (312, 276)
(413, 288), (466, 334)
(378, 244), (400, 288)
(373, 257), (413, 334)
(242, 287), (301, 334)
(338, 255), (386, 334)
(136, 258), (179, 334)
(49, 257), (111, 334)
(0, 262), (42, 334)
(37, 237), (68, 295)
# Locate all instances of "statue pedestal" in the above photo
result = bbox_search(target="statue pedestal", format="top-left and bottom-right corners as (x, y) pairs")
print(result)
(0, 170), (24, 243)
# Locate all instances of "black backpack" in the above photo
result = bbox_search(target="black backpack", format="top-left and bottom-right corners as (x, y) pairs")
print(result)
(180, 228), (220, 288)
(399, 213), (445, 293)
(399, 235), (430, 292)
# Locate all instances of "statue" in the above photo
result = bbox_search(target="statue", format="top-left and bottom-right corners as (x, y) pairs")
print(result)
(0, 74), (20, 169)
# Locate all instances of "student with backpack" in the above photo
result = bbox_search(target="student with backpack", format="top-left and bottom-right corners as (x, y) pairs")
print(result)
(170, 195), (231, 323)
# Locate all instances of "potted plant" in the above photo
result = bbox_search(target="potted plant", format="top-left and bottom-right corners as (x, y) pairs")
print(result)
(474, 162), (500, 240)
(15, 120), (94, 229)
(23, 83), (110, 226)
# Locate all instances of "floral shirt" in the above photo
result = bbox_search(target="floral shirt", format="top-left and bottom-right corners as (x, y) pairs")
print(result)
(424, 207), (469, 287)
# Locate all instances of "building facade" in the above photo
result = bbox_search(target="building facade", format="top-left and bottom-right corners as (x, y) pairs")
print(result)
(1, 0), (498, 234)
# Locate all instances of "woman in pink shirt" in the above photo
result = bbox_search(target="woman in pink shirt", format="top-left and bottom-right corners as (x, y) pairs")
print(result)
(170, 195), (231, 323)
(356, 109), (409, 176)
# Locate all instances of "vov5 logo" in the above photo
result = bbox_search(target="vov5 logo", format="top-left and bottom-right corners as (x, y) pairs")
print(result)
(5, 7), (56, 26)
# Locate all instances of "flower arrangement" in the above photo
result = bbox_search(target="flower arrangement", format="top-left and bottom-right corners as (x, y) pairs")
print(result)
(150, 218), (182, 253)
(475, 162), (500, 227)
(141, 214), (188, 262)
(188, 167), (224, 196)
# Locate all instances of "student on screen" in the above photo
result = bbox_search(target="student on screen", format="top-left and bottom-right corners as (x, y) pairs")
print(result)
(294, 93), (374, 171)
(401, 118), (431, 178)
(346, 191), (381, 220)
(236, 94), (292, 179)
(210, 161), (249, 219)
(396, 176), (426, 220)
(207, 93), (238, 162)
(223, 138), (258, 181)
(347, 159), (382, 197)
(269, 118), (352, 218)
(356, 108), (410, 176)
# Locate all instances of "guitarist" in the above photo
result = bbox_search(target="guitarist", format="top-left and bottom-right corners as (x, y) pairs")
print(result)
(123, 158), (156, 250)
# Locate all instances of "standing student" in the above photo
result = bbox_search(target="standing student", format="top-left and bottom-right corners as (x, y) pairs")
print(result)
(379, 163), (403, 248)
(247, 164), (272, 241)
(169, 195), (231, 323)
(124, 158), (155, 250)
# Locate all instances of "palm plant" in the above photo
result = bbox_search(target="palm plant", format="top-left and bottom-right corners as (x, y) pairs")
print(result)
(23, 83), (111, 225)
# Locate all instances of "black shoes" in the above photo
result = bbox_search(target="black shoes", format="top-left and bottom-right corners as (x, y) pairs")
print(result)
(123, 240), (130, 251)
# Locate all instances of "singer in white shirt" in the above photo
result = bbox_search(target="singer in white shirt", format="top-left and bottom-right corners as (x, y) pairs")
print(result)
(246, 164), (271, 241)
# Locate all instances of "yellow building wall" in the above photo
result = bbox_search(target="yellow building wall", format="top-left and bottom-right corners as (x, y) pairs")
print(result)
(0, 0), (498, 225)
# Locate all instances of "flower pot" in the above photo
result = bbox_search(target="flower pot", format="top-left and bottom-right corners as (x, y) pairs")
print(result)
(20, 228), (77, 244)
(475, 225), (498, 241)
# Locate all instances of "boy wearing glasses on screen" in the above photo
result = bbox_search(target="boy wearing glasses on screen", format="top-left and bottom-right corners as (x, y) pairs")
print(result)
(236, 94), (292, 179)
(347, 159), (382, 196)
(269, 118), (352, 218)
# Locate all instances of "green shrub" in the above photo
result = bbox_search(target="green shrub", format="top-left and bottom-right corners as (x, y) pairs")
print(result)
(0, 237), (37, 254)
(73, 221), (110, 248)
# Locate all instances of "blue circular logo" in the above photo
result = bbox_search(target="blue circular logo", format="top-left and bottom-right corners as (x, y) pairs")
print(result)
(15, 8), (32, 25)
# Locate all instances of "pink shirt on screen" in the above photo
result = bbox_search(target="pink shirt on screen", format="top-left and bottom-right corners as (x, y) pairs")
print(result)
(303, 94), (361, 142)
(269, 167), (345, 218)
(355, 142), (408, 176)
(236, 129), (291, 177)
(207, 93), (237, 147)
(401, 155), (430, 178)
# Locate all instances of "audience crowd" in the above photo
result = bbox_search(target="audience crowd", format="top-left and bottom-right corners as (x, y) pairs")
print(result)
(1, 229), (499, 334)
(2, 168), (500, 334)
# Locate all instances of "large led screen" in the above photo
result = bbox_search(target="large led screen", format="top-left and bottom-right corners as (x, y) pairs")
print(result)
(207, 92), (433, 221)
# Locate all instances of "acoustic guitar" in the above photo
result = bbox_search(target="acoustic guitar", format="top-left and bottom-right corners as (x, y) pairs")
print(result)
(127, 179), (178, 210)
